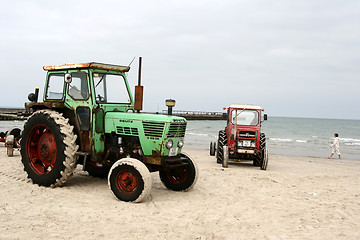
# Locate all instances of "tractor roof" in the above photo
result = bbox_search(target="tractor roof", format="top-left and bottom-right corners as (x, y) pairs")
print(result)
(43, 62), (130, 72)
(230, 104), (262, 110)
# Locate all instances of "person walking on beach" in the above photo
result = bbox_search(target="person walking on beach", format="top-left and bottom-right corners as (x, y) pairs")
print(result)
(328, 133), (341, 159)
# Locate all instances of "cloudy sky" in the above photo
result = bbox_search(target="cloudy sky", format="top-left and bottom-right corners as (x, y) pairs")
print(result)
(1, 0), (359, 119)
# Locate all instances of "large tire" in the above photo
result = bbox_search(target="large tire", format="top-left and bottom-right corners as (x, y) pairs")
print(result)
(20, 110), (79, 187)
(254, 133), (266, 167)
(209, 142), (216, 156)
(108, 158), (152, 202)
(159, 152), (198, 191)
(260, 133), (266, 149)
(257, 133), (268, 170)
(85, 161), (110, 178)
(216, 130), (226, 163)
(222, 146), (229, 168)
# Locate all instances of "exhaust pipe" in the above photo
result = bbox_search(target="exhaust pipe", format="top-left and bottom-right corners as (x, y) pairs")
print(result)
(28, 88), (39, 102)
(134, 57), (143, 113)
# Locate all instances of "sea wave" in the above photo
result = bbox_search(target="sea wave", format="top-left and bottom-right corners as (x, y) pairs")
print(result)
(270, 138), (308, 143)
(344, 142), (360, 146)
(270, 138), (292, 142)
(340, 137), (360, 142)
(186, 132), (211, 137)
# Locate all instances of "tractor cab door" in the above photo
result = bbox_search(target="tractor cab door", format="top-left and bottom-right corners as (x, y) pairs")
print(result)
(65, 70), (93, 152)
(90, 70), (134, 155)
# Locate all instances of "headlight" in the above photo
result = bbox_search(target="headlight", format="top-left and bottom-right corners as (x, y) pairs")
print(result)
(250, 141), (256, 147)
(178, 139), (184, 148)
(165, 139), (173, 149)
(238, 141), (243, 147)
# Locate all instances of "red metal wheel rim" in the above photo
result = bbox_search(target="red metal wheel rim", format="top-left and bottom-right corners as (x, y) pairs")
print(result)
(116, 169), (138, 194)
(26, 124), (57, 175)
(166, 166), (189, 184)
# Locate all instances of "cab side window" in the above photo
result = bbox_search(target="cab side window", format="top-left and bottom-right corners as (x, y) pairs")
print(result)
(68, 72), (89, 100)
(46, 73), (64, 100)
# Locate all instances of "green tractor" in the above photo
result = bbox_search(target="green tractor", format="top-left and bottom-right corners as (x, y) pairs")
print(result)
(21, 59), (198, 202)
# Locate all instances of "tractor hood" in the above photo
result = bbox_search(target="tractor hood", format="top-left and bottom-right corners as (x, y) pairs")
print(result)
(104, 112), (186, 124)
(104, 112), (187, 137)
(103, 112), (187, 156)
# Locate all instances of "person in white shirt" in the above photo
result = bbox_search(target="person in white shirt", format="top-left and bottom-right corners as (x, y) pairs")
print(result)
(328, 133), (341, 159)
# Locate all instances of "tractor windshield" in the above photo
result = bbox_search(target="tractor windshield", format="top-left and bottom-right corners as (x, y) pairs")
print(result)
(231, 109), (259, 126)
(93, 73), (131, 104)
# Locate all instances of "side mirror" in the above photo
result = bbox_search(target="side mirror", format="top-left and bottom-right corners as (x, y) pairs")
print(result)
(65, 73), (72, 83)
(264, 114), (268, 121)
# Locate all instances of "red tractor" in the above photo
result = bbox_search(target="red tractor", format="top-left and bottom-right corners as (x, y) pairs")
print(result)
(210, 104), (268, 170)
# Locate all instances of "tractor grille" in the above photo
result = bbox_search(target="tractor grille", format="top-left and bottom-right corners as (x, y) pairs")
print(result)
(239, 131), (256, 138)
(116, 126), (139, 136)
(142, 122), (165, 138)
(167, 123), (187, 138)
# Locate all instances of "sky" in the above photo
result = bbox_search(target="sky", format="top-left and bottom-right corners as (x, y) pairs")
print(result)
(0, 0), (359, 119)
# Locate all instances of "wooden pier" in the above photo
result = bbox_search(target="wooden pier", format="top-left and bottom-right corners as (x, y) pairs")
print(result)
(0, 108), (27, 120)
(161, 110), (227, 120)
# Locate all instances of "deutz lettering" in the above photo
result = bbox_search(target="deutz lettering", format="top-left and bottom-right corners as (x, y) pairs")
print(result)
(119, 119), (133, 123)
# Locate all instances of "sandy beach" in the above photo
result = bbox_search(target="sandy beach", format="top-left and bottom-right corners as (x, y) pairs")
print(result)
(0, 145), (359, 240)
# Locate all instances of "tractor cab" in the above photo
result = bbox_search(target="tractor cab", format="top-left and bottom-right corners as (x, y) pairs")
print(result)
(210, 104), (268, 170)
(226, 104), (267, 155)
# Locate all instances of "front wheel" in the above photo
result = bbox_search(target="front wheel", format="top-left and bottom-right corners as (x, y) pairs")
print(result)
(108, 158), (152, 202)
(260, 149), (269, 170)
(210, 142), (216, 156)
(222, 146), (229, 168)
(159, 152), (198, 191)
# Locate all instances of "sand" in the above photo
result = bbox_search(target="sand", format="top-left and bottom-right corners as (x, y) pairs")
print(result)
(0, 145), (360, 240)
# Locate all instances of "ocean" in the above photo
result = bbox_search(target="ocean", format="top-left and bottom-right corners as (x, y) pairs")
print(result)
(184, 117), (360, 160)
(1, 117), (359, 160)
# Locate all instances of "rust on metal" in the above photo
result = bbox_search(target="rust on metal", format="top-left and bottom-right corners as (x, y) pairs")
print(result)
(25, 102), (53, 112)
(142, 156), (161, 166)
(43, 62), (130, 72)
(134, 85), (143, 111)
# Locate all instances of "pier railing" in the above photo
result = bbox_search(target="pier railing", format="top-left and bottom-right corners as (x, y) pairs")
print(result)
(0, 108), (27, 120)
(161, 110), (227, 120)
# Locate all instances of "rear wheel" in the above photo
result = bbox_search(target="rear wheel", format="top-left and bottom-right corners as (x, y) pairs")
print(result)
(260, 133), (266, 149)
(159, 152), (198, 191)
(216, 130), (226, 163)
(254, 133), (266, 167)
(20, 110), (78, 187)
(108, 158), (152, 202)
(258, 133), (268, 170)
